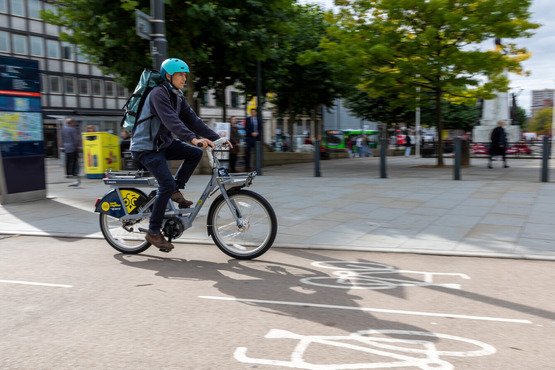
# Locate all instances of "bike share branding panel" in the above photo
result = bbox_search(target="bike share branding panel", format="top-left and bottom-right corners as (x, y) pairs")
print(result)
(0, 55), (45, 204)
(96, 188), (145, 217)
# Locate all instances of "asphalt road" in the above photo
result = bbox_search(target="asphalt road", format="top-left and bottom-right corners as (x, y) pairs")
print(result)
(1, 235), (554, 369)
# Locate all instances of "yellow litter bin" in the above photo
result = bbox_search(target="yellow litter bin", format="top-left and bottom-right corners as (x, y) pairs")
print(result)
(82, 132), (121, 178)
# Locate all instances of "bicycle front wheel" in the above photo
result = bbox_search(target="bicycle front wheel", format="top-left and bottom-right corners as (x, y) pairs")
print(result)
(99, 213), (151, 254)
(207, 189), (277, 260)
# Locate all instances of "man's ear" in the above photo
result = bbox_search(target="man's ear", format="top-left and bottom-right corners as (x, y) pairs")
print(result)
(165, 73), (172, 81)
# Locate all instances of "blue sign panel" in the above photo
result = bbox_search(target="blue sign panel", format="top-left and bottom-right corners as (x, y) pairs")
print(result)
(0, 56), (45, 195)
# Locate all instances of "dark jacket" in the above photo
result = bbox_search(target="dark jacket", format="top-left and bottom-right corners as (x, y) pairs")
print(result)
(130, 80), (219, 152)
(490, 126), (507, 155)
(245, 116), (261, 141)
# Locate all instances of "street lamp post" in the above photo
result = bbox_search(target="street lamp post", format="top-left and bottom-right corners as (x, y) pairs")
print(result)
(150, 0), (167, 70)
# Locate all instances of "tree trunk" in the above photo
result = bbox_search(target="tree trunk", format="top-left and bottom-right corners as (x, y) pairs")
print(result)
(288, 108), (296, 152)
(435, 87), (444, 166)
(186, 71), (196, 113)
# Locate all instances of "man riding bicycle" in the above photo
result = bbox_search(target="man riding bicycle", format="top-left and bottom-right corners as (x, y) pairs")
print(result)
(130, 58), (226, 252)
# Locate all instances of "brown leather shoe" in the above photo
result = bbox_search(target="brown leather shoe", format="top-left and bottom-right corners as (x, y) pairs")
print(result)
(145, 232), (174, 252)
(171, 190), (193, 208)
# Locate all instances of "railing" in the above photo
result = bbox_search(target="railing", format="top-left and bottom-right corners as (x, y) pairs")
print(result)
(420, 139), (550, 159)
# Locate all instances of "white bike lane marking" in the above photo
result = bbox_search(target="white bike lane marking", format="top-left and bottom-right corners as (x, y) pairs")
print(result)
(301, 261), (471, 290)
(199, 296), (531, 324)
(0, 279), (72, 288)
(201, 260), (522, 368)
(234, 329), (497, 370)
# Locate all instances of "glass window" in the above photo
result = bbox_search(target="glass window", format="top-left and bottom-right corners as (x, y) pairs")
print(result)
(40, 74), (46, 93)
(92, 79), (102, 96)
(0, 0), (7, 13)
(76, 47), (87, 62)
(117, 85), (126, 97)
(0, 31), (9, 52)
(12, 34), (27, 54)
(231, 92), (239, 108)
(10, 0), (25, 16)
(28, 0), (41, 18)
(46, 39), (60, 58)
(49, 76), (61, 93)
(79, 79), (90, 95)
(200, 91), (208, 106)
(30, 36), (43, 56)
(64, 77), (75, 94)
(105, 81), (115, 97)
(61, 42), (73, 60)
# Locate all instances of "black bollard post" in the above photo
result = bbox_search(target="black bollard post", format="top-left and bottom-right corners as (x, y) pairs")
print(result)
(314, 140), (321, 177)
(541, 136), (549, 182)
(380, 138), (387, 178)
(255, 141), (262, 175)
(454, 137), (461, 180)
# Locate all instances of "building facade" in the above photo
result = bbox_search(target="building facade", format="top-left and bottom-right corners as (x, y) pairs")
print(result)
(530, 89), (554, 118)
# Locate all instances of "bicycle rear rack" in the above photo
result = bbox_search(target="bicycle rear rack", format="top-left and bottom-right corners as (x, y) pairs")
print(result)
(103, 169), (158, 187)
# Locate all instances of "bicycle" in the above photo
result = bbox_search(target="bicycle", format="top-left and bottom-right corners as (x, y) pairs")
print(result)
(94, 137), (277, 260)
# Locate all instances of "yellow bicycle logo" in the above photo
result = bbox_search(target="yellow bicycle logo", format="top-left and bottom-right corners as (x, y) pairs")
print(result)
(120, 190), (140, 213)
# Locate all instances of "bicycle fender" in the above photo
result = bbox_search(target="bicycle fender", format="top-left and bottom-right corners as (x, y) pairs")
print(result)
(95, 188), (148, 218)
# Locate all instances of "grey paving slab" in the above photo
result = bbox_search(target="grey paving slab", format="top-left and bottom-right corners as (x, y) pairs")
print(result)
(1, 156), (555, 261)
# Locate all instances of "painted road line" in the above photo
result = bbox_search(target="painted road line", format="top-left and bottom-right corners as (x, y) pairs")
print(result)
(199, 296), (532, 324)
(0, 279), (72, 288)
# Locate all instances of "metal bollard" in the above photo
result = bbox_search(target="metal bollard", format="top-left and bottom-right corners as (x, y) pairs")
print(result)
(454, 137), (461, 180)
(541, 136), (549, 182)
(380, 138), (387, 178)
(314, 140), (321, 177)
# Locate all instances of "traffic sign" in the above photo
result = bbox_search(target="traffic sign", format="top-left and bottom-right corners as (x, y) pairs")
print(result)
(135, 9), (151, 40)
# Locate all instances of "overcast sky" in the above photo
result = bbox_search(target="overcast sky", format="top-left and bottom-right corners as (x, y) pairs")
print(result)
(298, 0), (554, 114)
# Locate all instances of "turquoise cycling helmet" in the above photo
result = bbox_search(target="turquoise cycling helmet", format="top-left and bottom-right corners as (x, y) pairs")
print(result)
(160, 58), (189, 76)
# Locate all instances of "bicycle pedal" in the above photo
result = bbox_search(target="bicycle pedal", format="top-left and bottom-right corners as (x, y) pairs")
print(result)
(159, 248), (171, 253)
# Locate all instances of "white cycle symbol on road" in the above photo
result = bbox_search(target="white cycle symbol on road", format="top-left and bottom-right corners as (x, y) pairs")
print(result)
(300, 261), (470, 290)
(235, 329), (496, 369)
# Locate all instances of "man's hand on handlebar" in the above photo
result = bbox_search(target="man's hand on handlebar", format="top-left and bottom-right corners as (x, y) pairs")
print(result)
(192, 138), (215, 149)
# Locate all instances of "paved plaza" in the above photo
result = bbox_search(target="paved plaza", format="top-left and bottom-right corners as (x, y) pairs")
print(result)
(1, 155), (555, 260)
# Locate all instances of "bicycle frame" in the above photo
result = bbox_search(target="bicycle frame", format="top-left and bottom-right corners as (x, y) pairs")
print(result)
(97, 138), (256, 234)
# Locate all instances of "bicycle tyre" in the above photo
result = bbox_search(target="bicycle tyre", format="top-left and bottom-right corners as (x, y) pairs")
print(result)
(207, 189), (277, 260)
(99, 213), (151, 254)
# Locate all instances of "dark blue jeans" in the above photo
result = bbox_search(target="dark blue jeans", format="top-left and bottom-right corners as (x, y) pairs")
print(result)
(65, 151), (79, 176)
(132, 140), (203, 234)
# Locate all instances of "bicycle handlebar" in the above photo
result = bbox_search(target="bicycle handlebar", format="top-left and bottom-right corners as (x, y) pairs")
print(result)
(196, 137), (228, 149)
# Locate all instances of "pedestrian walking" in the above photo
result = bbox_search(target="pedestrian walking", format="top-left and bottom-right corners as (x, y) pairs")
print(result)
(404, 132), (412, 157)
(245, 108), (260, 171)
(488, 120), (509, 168)
(61, 118), (81, 178)
(356, 135), (363, 157)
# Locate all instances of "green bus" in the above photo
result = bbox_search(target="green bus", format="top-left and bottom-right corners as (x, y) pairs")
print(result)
(324, 129), (379, 149)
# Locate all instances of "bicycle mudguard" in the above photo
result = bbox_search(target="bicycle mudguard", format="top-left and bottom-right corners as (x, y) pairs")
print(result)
(95, 188), (149, 218)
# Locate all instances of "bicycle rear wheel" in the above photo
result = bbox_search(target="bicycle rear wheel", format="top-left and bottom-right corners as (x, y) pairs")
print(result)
(99, 213), (151, 254)
(207, 189), (277, 260)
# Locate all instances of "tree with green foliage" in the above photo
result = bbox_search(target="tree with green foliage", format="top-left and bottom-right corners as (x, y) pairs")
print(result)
(266, 4), (345, 148)
(527, 108), (552, 134)
(344, 88), (479, 137)
(513, 106), (528, 128)
(318, 0), (539, 165)
(42, 0), (295, 114)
